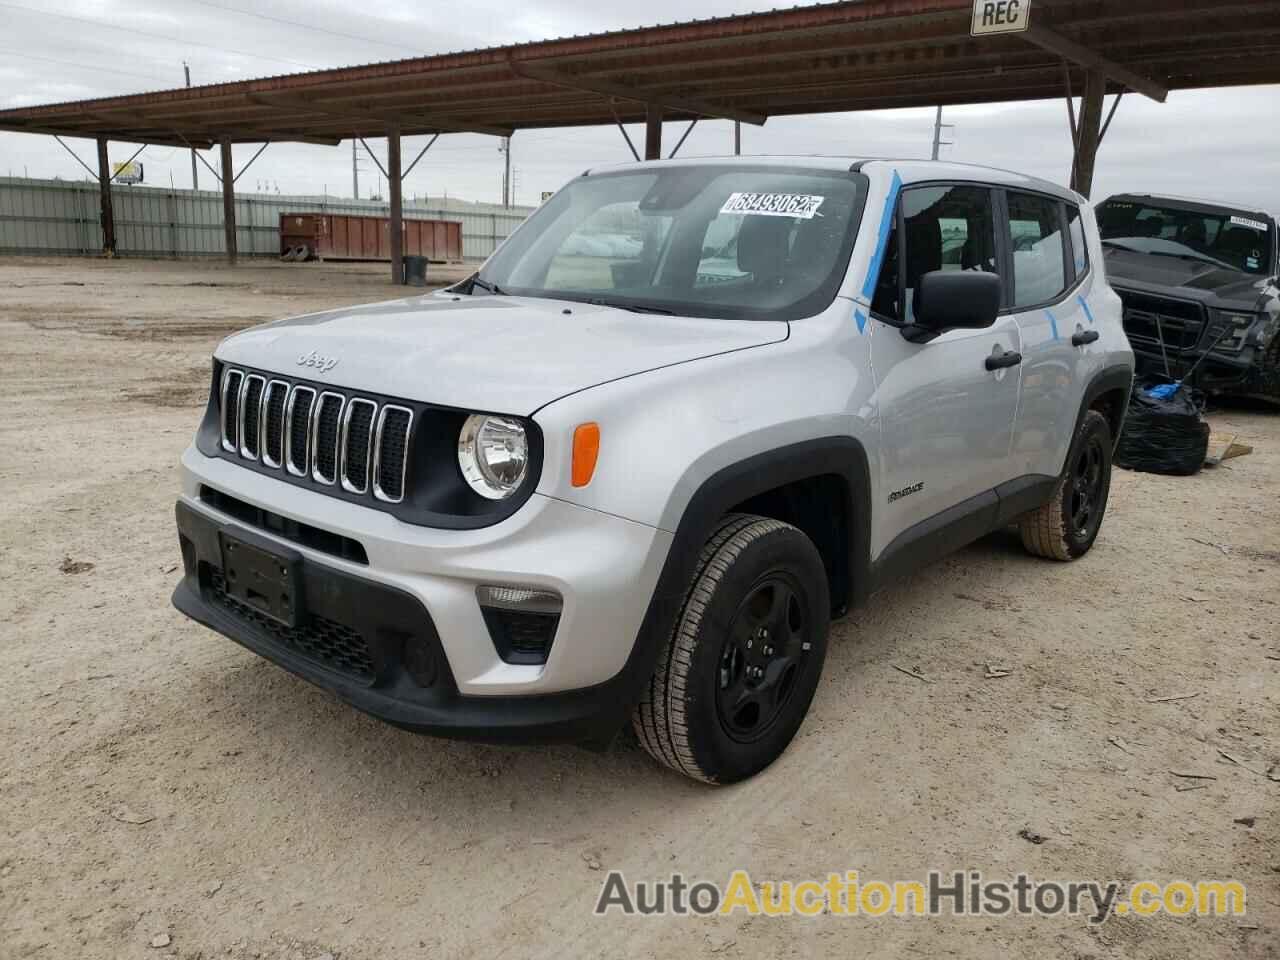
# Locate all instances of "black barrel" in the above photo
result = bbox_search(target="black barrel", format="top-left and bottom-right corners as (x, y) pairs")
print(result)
(402, 255), (428, 287)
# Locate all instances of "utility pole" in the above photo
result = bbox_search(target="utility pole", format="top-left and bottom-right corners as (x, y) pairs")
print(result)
(184, 62), (197, 190)
(931, 106), (954, 160)
(351, 139), (359, 199)
(734, 120), (741, 156)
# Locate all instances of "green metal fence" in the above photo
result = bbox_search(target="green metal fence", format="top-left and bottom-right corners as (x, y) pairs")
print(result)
(0, 177), (533, 261)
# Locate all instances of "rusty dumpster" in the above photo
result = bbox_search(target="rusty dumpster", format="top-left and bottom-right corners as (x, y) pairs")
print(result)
(279, 213), (462, 262)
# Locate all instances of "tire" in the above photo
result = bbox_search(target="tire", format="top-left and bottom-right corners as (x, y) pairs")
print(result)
(1019, 409), (1114, 561)
(632, 514), (830, 784)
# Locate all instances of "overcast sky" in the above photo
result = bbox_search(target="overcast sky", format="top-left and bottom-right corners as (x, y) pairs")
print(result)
(1, 0), (1277, 213)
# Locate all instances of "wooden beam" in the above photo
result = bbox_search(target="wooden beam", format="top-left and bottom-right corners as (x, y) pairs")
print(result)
(1023, 24), (1168, 102)
(668, 118), (698, 158)
(96, 139), (115, 257)
(220, 139), (237, 265)
(1071, 68), (1107, 198)
(644, 104), (663, 160)
(388, 125), (402, 285)
(247, 93), (513, 138)
(1, 123), (212, 150)
(608, 100), (640, 161)
(509, 59), (766, 125)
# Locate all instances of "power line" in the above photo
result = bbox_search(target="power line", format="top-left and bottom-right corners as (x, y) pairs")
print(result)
(0, 48), (173, 84)
(185, 0), (426, 56)
(0, 1), (322, 72)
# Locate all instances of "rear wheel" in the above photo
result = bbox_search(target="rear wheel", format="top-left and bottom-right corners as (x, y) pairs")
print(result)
(1019, 409), (1113, 561)
(632, 514), (829, 784)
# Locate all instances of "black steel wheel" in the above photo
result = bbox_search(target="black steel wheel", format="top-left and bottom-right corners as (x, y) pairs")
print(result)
(716, 573), (813, 743)
(1068, 433), (1106, 538)
(632, 514), (830, 784)
(1019, 409), (1114, 561)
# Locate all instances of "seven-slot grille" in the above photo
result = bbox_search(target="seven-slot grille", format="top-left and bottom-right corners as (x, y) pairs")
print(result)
(260, 380), (289, 468)
(218, 367), (412, 503)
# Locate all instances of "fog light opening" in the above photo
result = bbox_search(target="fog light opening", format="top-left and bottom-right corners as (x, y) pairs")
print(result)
(477, 584), (562, 665)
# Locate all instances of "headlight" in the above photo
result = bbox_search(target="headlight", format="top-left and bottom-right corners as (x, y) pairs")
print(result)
(1211, 311), (1257, 351)
(458, 414), (529, 500)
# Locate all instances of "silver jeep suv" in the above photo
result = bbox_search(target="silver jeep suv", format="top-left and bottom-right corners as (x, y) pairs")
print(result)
(172, 158), (1134, 783)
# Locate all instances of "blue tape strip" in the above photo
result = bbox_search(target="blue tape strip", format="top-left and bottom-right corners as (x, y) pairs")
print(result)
(860, 171), (903, 302)
(854, 309), (868, 334)
(1045, 309), (1060, 341)
(1077, 295), (1095, 325)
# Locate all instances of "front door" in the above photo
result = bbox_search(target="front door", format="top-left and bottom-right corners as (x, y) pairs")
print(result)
(867, 182), (1022, 558)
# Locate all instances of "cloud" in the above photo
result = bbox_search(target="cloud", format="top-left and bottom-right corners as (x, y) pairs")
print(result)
(1, 0), (1277, 214)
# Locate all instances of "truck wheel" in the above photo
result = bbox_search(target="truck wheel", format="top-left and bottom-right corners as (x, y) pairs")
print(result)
(632, 514), (830, 784)
(1019, 410), (1113, 561)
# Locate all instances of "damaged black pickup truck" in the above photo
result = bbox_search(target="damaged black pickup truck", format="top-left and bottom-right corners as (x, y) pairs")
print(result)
(1097, 194), (1280, 403)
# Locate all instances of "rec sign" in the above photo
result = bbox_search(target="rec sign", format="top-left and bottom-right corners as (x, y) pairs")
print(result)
(971, 0), (1031, 35)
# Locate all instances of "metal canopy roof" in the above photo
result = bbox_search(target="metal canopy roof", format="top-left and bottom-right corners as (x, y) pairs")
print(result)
(2, 0), (1278, 151)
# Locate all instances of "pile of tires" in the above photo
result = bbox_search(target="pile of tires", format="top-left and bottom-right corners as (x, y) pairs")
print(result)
(279, 244), (311, 262)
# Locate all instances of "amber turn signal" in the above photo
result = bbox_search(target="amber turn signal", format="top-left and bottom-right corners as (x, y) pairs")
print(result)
(571, 422), (600, 487)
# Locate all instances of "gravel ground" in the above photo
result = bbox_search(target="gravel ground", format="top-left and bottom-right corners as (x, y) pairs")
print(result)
(1, 256), (1276, 960)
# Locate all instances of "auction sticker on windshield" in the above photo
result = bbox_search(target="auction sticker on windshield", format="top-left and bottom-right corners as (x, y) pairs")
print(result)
(1230, 215), (1269, 232)
(720, 192), (825, 219)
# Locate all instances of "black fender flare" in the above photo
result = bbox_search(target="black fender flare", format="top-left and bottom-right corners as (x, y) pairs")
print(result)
(589, 438), (872, 742)
(1076, 363), (1134, 454)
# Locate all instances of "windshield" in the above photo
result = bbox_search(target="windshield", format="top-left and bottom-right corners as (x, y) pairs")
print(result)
(1096, 198), (1276, 275)
(475, 165), (868, 321)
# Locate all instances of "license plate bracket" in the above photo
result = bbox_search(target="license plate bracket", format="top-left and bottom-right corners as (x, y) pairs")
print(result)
(218, 530), (303, 628)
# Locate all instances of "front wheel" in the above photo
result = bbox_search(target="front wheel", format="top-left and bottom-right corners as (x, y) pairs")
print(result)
(1019, 409), (1114, 561)
(632, 514), (830, 784)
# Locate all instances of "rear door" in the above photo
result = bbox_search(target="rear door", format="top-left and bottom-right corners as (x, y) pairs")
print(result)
(868, 182), (1022, 558)
(1003, 191), (1093, 480)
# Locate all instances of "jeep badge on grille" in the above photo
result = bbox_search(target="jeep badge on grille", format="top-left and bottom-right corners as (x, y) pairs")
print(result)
(296, 349), (339, 373)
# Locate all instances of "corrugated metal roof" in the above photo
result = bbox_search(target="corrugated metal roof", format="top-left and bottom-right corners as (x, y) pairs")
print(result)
(1, 0), (1277, 149)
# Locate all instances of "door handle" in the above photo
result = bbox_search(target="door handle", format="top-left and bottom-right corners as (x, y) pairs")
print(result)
(985, 350), (1023, 371)
(1072, 330), (1101, 347)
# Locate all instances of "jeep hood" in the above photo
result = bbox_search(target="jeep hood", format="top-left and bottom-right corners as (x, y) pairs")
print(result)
(1104, 246), (1274, 310)
(214, 293), (788, 413)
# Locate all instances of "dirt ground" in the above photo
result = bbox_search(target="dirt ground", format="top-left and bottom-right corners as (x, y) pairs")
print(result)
(0, 256), (1276, 960)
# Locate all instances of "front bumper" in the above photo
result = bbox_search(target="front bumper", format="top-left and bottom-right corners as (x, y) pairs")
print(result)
(172, 447), (674, 744)
(1130, 344), (1264, 394)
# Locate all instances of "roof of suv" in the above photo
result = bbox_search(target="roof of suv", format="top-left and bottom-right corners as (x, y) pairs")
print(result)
(582, 156), (1083, 204)
(1099, 192), (1275, 223)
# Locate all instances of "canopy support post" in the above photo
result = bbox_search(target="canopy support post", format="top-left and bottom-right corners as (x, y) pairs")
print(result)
(1070, 68), (1106, 198)
(219, 139), (237, 264)
(96, 138), (116, 257)
(388, 124), (402, 285)
(644, 104), (663, 161)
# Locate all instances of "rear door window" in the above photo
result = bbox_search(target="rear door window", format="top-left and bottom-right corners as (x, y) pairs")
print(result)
(1066, 204), (1089, 279)
(1006, 192), (1068, 308)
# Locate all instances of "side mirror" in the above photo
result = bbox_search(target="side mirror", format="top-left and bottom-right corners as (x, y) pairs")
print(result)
(904, 270), (1002, 343)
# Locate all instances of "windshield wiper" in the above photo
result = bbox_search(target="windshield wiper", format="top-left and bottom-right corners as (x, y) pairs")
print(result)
(469, 275), (507, 296)
(580, 297), (675, 315)
(1102, 240), (1232, 270)
(1141, 250), (1232, 269)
